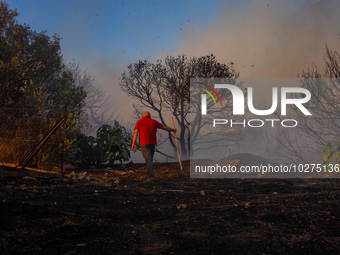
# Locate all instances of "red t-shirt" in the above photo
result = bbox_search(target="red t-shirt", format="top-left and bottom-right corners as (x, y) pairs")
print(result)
(134, 116), (163, 145)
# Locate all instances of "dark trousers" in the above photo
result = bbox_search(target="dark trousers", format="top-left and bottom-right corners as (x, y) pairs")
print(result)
(140, 145), (155, 177)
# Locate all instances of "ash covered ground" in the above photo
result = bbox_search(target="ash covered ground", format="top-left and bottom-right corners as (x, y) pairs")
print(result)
(1, 162), (340, 254)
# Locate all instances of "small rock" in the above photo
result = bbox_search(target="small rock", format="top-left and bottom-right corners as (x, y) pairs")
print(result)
(177, 204), (187, 209)
(23, 176), (37, 181)
(78, 171), (87, 181)
(67, 171), (77, 179)
(200, 190), (206, 196)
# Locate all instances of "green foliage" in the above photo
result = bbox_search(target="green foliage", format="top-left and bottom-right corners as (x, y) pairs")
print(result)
(78, 124), (130, 168)
(0, 2), (87, 165)
(323, 140), (340, 165)
(0, 2), (87, 117)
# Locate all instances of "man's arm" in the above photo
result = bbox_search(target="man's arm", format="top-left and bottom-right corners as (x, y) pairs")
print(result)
(131, 129), (139, 151)
(161, 125), (176, 133)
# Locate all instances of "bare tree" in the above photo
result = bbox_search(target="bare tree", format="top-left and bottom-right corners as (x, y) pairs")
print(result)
(120, 54), (240, 159)
(277, 46), (340, 163)
(67, 61), (118, 134)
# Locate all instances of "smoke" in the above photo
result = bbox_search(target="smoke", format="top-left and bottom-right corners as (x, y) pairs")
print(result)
(79, 0), (340, 162)
(154, 0), (340, 163)
(86, 0), (340, 126)
(156, 0), (340, 78)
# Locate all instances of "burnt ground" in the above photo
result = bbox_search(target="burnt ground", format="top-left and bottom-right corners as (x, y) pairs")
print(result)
(0, 161), (340, 255)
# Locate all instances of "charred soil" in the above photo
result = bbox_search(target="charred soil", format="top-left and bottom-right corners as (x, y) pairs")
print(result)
(1, 162), (340, 254)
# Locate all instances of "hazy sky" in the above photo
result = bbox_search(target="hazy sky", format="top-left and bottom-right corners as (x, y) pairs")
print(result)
(7, 0), (340, 118)
(6, 0), (340, 161)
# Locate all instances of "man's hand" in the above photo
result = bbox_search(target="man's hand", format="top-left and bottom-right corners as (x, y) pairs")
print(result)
(162, 125), (177, 132)
(131, 144), (137, 151)
(132, 129), (138, 151)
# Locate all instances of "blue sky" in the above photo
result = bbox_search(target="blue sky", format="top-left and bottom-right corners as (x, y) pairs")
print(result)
(8, 0), (339, 74)
(7, 0), (229, 66)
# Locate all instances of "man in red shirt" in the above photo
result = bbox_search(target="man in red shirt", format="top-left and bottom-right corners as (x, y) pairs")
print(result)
(132, 111), (176, 181)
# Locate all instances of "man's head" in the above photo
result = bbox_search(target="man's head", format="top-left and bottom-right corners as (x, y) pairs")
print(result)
(142, 111), (151, 118)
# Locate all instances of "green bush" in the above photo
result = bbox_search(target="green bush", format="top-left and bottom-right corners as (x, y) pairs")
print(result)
(78, 124), (130, 168)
